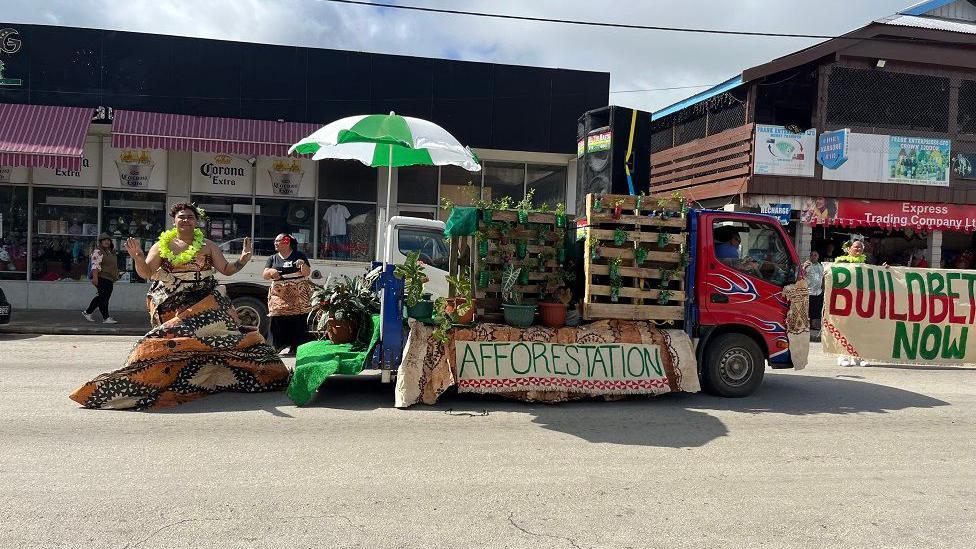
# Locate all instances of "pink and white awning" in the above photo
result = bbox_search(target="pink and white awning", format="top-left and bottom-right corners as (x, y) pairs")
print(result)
(0, 103), (94, 170)
(111, 110), (320, 157)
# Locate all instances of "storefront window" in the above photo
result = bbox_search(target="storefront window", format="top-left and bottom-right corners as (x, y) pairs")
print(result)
(484, 162), (525, 206)
(0, 185), (29, 280)
(193, 196), (254, 253)
(319, 161), (378, 202)
(318, 201), (376, 262)
(397, 166), (438, 206)
(526, 164), (567, 209)
(253, 198), (314, 256)
(31, 187), (99, 282)
(102, 190), (166, 283)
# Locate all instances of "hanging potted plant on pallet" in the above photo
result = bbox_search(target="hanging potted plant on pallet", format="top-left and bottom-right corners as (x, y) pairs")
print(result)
(613, 227), (627, 246)
(611, 198), (624, 220)
(608, 257), (623, 303)
(555, 202), (566, 228)
(515, 239), (528, 259)
(475, 230), (489, 259)
(635, 246), (648, 265)
(516, 188), (535, 224)
(501, 264), (537, 328)
(540, 249), (556, 272)
(593, 194), (603, 213)
(394, 251), (433, 321)
(588, 233), (602, 260)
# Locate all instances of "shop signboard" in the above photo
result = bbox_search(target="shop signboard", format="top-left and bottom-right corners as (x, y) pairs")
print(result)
(0, 27), (24, 87)
(817, 129), (849, 170)
(801, 197), (976, 232)
(0, 165), (28, 184)
(760, 203), (792, 225)
(821, 133), (950, 187)
(955, 153), (976, 180)
(576, 138), (584, 158)
(101, 143), (168, 190)
(255, 156), (315, 198)
(191, 152), (253, 195)
(32, 140), (100, 187)
(753, 125), (816, 177)
(823, 264), (976, 366)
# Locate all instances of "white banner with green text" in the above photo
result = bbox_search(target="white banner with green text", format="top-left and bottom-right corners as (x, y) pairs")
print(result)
(823, 264), (976, 365)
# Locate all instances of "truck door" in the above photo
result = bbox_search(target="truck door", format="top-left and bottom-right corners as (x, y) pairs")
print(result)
(700, 216), (797, 364)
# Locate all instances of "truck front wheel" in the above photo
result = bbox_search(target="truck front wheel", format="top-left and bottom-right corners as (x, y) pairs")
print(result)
(231, 296), (269, 339)
(701, 333), (764, 397)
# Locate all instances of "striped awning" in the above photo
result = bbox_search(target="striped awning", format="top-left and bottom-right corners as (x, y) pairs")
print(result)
(111, 110), (321, 157)
(0, 103), (94, 170)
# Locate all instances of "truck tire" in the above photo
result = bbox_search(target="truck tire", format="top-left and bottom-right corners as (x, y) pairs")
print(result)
(701, 333), (764, 398)
(232, 296), (269, 339)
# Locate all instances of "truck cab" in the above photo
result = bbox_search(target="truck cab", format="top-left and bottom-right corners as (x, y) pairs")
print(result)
(687, 209), (800, 397)
(215, 216), (450, 337)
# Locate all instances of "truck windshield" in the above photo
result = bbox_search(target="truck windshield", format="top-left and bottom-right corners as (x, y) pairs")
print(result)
(713, 220), (795, 286)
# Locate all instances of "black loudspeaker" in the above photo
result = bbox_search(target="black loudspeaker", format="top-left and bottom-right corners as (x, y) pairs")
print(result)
(575, 106), (652, 215)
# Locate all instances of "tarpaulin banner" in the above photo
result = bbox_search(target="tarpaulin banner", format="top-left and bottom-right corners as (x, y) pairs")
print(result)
(800, 197), (976, 232)
(821, 133), (950, 187)
(823, 264), (976, 365)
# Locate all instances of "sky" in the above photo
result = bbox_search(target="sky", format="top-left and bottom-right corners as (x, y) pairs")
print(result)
(5, 0), (913, 112)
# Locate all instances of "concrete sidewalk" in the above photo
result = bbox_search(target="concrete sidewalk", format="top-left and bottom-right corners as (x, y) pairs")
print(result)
(0, 309), (150, 336)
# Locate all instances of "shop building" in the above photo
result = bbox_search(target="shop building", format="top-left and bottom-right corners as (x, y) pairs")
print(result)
(649, 0), (976, 267)
(0, 23), (609, 311)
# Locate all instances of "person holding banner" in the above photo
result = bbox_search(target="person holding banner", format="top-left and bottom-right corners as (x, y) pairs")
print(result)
(834, 239), (867, 366)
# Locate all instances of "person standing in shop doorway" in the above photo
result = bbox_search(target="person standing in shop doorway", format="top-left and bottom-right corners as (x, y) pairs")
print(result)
(83, 233), (119, 324)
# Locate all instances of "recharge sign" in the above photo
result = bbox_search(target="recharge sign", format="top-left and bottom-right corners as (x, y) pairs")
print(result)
(823, 264), (976, 364)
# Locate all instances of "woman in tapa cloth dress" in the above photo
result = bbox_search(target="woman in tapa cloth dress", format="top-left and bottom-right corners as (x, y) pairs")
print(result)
(69, 203), (290, 410)
(832, 238), (869, 367)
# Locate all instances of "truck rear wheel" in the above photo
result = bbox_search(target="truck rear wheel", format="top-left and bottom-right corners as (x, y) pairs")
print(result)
(702, 333), (764, 398)
(232, 296), (269, 339)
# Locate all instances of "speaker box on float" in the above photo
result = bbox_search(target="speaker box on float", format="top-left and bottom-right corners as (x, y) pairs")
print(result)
(575, 105), (652, 216)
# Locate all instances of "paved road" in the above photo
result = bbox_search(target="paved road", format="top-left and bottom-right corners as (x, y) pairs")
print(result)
(2, 334), (974, 549)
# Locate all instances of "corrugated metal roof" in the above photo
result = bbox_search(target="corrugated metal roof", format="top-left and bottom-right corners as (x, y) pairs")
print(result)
(651, 75), (743, 121)
(875, 13), (976, 34)
(899, 0), (958, 16)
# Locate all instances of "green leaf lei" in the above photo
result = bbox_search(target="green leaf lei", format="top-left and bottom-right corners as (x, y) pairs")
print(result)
(158, 228), (205, 265)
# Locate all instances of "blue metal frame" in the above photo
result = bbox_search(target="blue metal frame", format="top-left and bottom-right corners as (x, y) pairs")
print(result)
(685, 210), (699, 340)
(371, 262), (406, 370)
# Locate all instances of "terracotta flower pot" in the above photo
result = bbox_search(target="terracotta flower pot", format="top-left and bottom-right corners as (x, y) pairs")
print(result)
(325, 318), (358, 344)
(445, 297), (475, 324)
(539, 302), (567, 328)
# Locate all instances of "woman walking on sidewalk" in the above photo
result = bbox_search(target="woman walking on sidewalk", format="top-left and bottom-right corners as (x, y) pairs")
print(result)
(82, 234), (119, 324)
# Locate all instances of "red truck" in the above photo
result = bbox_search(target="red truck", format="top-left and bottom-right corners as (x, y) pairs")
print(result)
(686, 208), (801, 397)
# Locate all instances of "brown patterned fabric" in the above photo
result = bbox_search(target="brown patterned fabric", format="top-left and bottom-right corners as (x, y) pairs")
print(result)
(268, 278), (316, 317)
(69, 255), (290, 410)
(782, 279), (810, 370)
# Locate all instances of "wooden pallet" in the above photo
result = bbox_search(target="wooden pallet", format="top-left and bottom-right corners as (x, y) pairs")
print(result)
(582, 193), (687, 322)
(450, 209), (570, 323)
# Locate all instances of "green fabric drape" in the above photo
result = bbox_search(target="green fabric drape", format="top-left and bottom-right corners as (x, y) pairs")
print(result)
(286, 314), (381, 406)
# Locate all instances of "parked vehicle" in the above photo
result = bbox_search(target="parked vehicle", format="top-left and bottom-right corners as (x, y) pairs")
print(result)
(0, 286), (11, 325)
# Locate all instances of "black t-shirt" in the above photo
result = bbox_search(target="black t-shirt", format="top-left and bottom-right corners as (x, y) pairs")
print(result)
(266, 251), (309, 279)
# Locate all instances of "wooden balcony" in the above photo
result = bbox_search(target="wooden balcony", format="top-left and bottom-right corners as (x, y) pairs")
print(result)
(650, 123), (754, 201)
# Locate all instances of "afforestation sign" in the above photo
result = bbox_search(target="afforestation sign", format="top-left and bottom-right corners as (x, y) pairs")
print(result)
(823, 265), (976, 364)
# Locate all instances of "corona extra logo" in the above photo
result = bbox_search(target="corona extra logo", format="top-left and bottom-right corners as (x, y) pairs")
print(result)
(0, 29), (22, 55)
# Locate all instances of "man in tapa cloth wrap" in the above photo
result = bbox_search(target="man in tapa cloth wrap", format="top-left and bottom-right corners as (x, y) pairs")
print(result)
(69, 203), (290, 410)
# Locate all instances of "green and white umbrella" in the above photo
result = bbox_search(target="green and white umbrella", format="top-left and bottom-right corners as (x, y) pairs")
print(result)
(290, 112), (481, 269)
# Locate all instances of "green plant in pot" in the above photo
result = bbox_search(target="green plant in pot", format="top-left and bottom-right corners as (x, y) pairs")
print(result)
(394, 251), (433, 321)
(501, 264), (537, 328)
(555, 202), (566, 228)
(539, 270), (570, 328)
(309, 274), (380, 346)
(432, 267), (475, 343)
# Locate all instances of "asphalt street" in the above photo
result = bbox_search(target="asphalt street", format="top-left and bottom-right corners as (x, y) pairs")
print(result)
(1, 334), (974, 549)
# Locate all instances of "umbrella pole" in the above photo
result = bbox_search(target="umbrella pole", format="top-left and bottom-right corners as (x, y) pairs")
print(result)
(383, 144), (393, 269)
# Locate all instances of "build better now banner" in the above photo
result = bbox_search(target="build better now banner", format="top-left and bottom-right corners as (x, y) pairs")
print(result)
(823, 264), (976, 364)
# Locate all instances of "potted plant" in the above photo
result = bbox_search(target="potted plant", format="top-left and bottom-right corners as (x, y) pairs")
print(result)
(555, 202), (566, 228)
(608, 257), (623, 303)
(539, 271), (570, 328)
(501, 264), (536, 327)
(308, 274), (380, 344)
(394, 251), (433, 321)
(611, 197), (624, 220)
(475, 230), (489, 259)
(443, 267), (475, 324)
(516, 188), (536, 224)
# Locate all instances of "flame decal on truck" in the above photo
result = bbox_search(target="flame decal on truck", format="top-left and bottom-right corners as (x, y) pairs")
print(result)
(706, 272), (760, 303)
